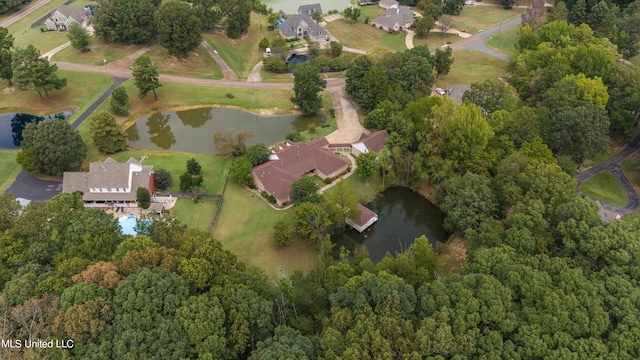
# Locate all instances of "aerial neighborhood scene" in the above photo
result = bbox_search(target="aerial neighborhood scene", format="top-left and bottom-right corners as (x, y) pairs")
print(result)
(1, 0), (640, 357)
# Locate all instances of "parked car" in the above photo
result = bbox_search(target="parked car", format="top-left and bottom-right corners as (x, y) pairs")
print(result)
(465, 1), (475, 4)
(435, 87), (446, 96)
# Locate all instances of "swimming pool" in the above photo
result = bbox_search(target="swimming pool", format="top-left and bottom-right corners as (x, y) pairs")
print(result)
(118, 214), (152, 236)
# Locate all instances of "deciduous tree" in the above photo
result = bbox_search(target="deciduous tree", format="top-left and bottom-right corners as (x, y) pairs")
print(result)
(356, 151), (377, 179)
(89, 112), (127, 154)
(0, 26), (14, 86)
(156, 1), (202, 58)
(110, 86), (129, 116)
(12, 45), (67, 99)
(229, 156), (254, 187)
(246, 143), (270, 166)
(132, 55), (161, 101)
(291, 176), (320, 204)
(433, 46), (454, 77)
(67, 22), (90, 51)
(291, 63), (326, 114)
(153, 169), (172, 190)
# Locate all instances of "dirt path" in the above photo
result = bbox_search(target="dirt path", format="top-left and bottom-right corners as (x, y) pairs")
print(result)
(0, 0), (49, 27)
(325, 86), (368, 144)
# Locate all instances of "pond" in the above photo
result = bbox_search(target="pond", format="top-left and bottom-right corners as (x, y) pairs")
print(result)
(125, 107), (325, 155)
(0, 112), (68, 149)
(263, 0), (352, 14)
(331, 187), (448, 263)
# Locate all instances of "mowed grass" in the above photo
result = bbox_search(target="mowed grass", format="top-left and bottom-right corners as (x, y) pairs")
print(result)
(621, 154), (640, 189)
(202, 13), (268, 80)
(0, 151), (21, 193)
(214, 183), (318, 279)
(452, 6), (524, 34)
(52, 38), (145, 66)
(8, 0), (70, 53)
(486, 25), (519, 58)
(0, 70), (112, 121)
(630, 54), (640, 67)
(171, 199), (218, 232)
(326, 18), (406, 53)
(413, 33), (463, 51)
(324, 171), (383, 204)
(145, 44), (223, 80)
(580, 171), (629, 207)
(107, 150), (230, 194)
(435, 50), (508, 86)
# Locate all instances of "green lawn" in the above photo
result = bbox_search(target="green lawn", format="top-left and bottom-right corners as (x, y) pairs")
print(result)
(145, 44), (223, 80)
(52, 38), (145, 66)
(213, 183), (318, 279)
(0, 151), (21, 193)
(324, 171), (383, 204)
(8, 0), (70, 53)
(435, 50), (508, 87)
(0, 70), (112, 121)
(171, 199), (219, 232)
(452, 6), (524, 35)
(580, 171), (629, 207)
(621, 155), (640, 188)
(630, 54), (640, 67)
(202, 12), (269, 80)
(326, 18), (406, 53)
(107, 150), (230, 194)
(486, 25), (519, 58)
(413, 33), (463, 51)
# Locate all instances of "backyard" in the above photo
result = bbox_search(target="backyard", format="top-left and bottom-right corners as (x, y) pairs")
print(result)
(213, 182), (318, 279)
(0, 151), (21, 193)
(171, 198), (219, 232)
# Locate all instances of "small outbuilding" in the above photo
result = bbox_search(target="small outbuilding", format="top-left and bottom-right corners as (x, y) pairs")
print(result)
(346, 204), (379, 232)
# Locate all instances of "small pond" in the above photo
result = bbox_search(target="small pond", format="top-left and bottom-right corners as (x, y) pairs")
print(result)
(126, 107), (325, 155)
(263, 0), (352, 14)
(332, 187), (448, 263)
(0, 112), (68, 149)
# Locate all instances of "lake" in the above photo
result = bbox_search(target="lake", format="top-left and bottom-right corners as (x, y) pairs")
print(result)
(263, 0), (352, 14)
(0, 112), (68, 149)
(332, 187), (448, 263)
(126, 107), (324, 155)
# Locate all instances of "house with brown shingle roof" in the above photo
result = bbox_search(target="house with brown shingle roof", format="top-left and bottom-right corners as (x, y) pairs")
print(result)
(252, 138), (348, 205)
(62, 157), (154, 208)
(346, 203), (379, 232)
(351, 130), (389, 155)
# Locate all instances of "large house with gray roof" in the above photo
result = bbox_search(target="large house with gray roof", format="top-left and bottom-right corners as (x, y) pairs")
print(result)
(44, 5), (92, 31)
(298, 3), (323, 16)
(371, 6), (415, 32)
(62, 157), (154, 208)
(278, 13), (328, 42)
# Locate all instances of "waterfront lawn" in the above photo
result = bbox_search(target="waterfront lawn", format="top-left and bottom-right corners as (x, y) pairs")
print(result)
(0, 70), (112, 121)
(8, 0), (69, 54)
(486, 25), (519, 58)
(0, 151), (21, 193)
(214, 183), (318, 279)
(171, 199), (218, 232)
(325, 172), (383, 204)
(435, 50), (508, 87)
(107, 150), (230, 195)
(452, 6), (523, 35)
(580, 171), (628, 207)
(145, 44), (223, 80)
(52, 38), (145, 66)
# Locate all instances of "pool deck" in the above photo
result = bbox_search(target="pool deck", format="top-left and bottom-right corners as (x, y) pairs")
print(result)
(104, 197), (178, 219)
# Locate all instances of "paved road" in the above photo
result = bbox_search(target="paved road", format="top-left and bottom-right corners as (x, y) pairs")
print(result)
(0, 0), (49, 27)
(576, 133), (640, 215)
(200, 41), (238, 81)
(448, 17), (522, 60)
(70, 76), (127, 129)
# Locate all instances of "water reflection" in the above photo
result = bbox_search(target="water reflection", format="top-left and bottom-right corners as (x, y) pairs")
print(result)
(11, 113), (44, 147)
(146, 113), (176, 150)
(178, 107), (212, 128)
(0, 112), (68, 149)
(331, 187), (448, 263)
(126, 123), (140, 142)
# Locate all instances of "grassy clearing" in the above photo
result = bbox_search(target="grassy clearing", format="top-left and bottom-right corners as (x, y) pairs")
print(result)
(622, 210), (640, 224)
(101, 150), (230, 194)
(202, 12), (269, 80)
(0, 70), (112, 121)
(324, 171), (383, 204)
(580, 171), (628, 207)
(213, 183), (318, 279)
(486, 25), (519, 58)
(8, 0), (69, 53)
(452, 6), (524, 35)
(435, 50), (508, 86)
(630, 54), (640, 67)
(52, 38), (145, 65)
(413, 33), (463, 51)
(326, 18), (406, 53)
(145, 44), (223, 80)
(0, 151), (21, 193)
(171, 199), (218, 232)
(621, 154), (640, 189)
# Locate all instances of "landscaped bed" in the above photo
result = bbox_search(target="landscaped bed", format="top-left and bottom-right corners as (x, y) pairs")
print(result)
(580, 171), (629, 207)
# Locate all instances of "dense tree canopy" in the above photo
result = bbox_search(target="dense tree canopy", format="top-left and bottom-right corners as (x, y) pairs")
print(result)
(156, 1), (202, 58)
(132, 55), (161, 101)
(93, 0), (157, 44)
(0, 26), (14, 86)
(89, 112), (127, 154)
(12, 45), (67, 99)
(291, 63), (326, 114)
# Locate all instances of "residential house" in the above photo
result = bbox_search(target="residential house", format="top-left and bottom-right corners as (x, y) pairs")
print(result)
(278, 13), (328, 42)
(371, 6), (415, 32)
(44, 5), (92, 31)
(62, 157), (154, 208)
(328, 130), (390, 155)
(346, 204), (379, 232)
(378, 0), (400, 9)
(252, 138), (348, 205)
(298, 3), (323, 16)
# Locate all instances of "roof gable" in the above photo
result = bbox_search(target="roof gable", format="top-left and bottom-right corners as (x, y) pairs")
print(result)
(53, 5), (91, 23)
(298, 3), (323, 15)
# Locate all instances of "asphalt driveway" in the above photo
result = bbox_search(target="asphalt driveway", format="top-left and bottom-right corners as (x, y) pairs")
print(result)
(5, 171), (62, 201)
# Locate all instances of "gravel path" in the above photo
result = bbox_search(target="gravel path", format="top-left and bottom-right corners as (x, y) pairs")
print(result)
(246, 61), (263, 83)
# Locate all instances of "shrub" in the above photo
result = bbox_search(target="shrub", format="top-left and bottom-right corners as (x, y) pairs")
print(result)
(267, 195), (276, 204)
(153, 169), (172, 190)
(273, 218), (295, 247)
(258, 37), (270, 49)
(186, 158), (202, 175)
(226, 93), (234, 99)
(328, 108), (335, 118)
(307, 123), (317, 133)
(286, 132), (304, 142)
(324, 178), (333, 184)
(151, 104), (159, 111)
(261, 191), (268, 198)
(136, 187), (151, 209)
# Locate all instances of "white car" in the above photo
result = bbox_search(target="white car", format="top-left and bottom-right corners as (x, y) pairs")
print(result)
(435, 88), (446, 96)
(465, 1), (475, 4)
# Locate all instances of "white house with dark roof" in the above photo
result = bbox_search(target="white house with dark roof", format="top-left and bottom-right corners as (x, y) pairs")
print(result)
(298, 3), (323, 16)
(44, 5), (92, 31)
(278, 13), (328, 42)
(371, 6), (415, 32)
(62, 157), (154, 208)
